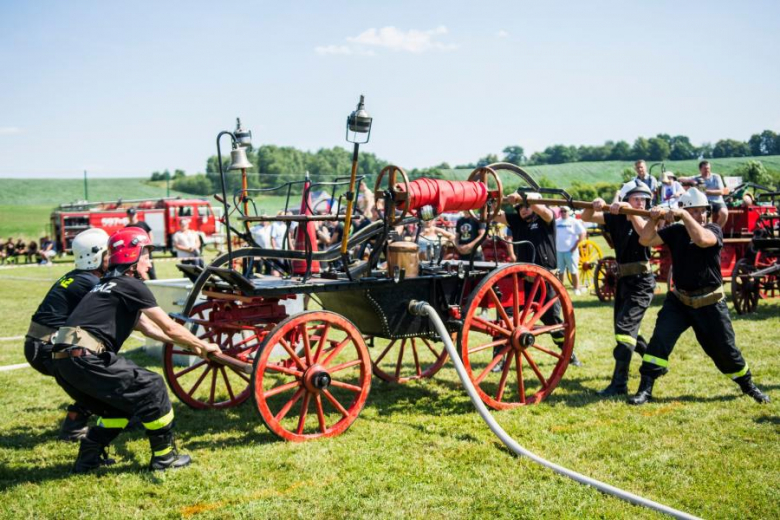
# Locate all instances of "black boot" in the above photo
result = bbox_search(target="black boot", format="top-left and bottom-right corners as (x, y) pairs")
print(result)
(58, 410), (89, 442)
(735, 375), (770, 404)
(148, 430), (191, 471)
(598, 360), (630, 397)
(569, 352), (583, 368)
(72, 438), (116, 474)
(491, 345), (505, 373)
(628, 375), (655, 405)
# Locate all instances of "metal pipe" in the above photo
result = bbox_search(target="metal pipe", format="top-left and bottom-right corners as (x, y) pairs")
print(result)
(408, 300), (701, 520)
(341, 142), (360, 256)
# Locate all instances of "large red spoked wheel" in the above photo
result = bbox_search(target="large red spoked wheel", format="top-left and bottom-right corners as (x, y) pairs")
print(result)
(252, 311), (372, 441)
(755, 252), (779, 300)
(594, 257), (618, 302)
(731, 258), (759, 314)
(163, 301), (268, 409)
(458, 263), (575, 410)
(371, 336), (448, 383)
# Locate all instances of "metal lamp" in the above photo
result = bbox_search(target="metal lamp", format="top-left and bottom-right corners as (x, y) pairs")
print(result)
(346, 95), (372, 144)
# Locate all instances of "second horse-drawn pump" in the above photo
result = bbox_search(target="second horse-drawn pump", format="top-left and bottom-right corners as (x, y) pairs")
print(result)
(162, 97), (576, 441)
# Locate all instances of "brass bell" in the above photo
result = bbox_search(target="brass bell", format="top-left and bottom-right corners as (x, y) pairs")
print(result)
(228, 146), (253, 170)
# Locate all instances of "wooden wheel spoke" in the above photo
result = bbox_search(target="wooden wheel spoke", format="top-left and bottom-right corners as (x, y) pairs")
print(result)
(174, 359), (208, 378)
(296, 392), (311, 435)
(322, 389), (349, 417)
(529, 343), (563, 359)
(531, 323), (566, 336)
(512, 273), (520, 327)
(394, 339), (407, 379)
(274, 387), (304, 422)
(373, 339), (397, 365)
(220, 366), (235, 401)
(227, 364), (251, 382)
(526, 295), (560, 326)
(411, 339), (422, 377)
(515, 350), (525, 404)
(522, 350), (548, 387)
(468, 338), (508, 355)
(329, 379), (362, 393)
(264, 380), (301, 399)
(313, 323), (331, 364)
(300, 323), (313, 365)
(519, 275), (541, 324)
(315, 394), (327, 434)
(322, 337), (352, 367)
(471, 316), (511, 338)
(495, 350), (513, 402)
(329, 359), (362, 374)
(187, 366), (212, 397)
(279, 338), (307, 370)
(475, 346), (511, 384)
(487, 288), (513, 330)
(421, 338), (441, 358)
(208, 367), (217, 404)
(265, 363), (304, 377)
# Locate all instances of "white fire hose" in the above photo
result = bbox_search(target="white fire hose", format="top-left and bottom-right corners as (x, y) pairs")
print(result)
(408, 300), (700, 520)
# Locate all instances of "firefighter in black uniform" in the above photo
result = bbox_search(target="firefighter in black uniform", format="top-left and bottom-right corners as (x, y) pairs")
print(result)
(630, 188), (770, 405)
(494, 191), (581, 368)
(51, 227), (220, 472)
(582, 181), (655, 396)
(25, 228), (109, 440)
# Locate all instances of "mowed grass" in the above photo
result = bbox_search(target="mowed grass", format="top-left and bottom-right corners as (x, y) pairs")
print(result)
(0, 253), (778, 519)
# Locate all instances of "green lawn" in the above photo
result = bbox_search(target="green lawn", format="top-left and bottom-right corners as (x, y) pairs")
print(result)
(0, 257), (777, 519)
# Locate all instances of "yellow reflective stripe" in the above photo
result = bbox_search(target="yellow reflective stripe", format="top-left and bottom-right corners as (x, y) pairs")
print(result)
(552, 336), (565, 345)
(96, 417), (129, 429)
(153, 446), (173, 457)
(726, 365), (749, 380)
(615, 334), (637, 346)
(642, 354), (668, 368)
(142, 408), (174, 431)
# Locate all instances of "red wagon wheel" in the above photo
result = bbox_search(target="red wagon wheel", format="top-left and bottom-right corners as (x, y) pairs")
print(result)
(163, 301), (267, 409)
(458, 263), (575, 410)
(731, 258), (759, 314)
(755, 252), (779, 300)
(594, 257), (618, 302)
(252, 311), (372, 441)
(371, 336), (449, 383)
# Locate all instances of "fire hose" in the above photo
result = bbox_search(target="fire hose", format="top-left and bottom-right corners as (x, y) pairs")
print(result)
(408, 300), (700, 520)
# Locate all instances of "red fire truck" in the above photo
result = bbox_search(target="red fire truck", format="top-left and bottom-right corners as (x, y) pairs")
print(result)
(50, 197), (220, 254)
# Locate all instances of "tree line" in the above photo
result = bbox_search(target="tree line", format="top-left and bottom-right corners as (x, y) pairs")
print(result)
(154, 129), (779, 196)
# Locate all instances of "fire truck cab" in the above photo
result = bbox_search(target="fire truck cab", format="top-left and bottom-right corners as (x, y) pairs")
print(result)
(51, 197), (220, 254)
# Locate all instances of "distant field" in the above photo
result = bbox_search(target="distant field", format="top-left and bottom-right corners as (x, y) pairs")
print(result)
(2, 155), (779, 239)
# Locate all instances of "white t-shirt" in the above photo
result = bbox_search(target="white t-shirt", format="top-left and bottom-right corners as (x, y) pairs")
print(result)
(173, 230), (200, 258)
(251, 224), (271, 249)
(555, 216), (585, 252)
(660, 181), (684, 208)
(270, 222), (287, 249)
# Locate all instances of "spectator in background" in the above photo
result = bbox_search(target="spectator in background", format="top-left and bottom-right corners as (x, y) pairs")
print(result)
(679, 161), (729, 228)
(125, 208), (157, 279)
(172, 219), (204, 269)
(0, 239), (6, 264)
(38, 237), (56, 266)
(25, 240), (38, 264)
(659, 171), (685, 208)
(455, 211), (486, 260)
(616, 160), (658, 204)
(5, 237), (17, 263)
(555, 207), (587, 295)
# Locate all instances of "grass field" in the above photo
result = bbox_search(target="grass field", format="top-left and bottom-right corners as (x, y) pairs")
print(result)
(0, 247), (777, 519)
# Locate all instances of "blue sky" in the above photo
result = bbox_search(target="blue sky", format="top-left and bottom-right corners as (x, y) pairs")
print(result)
(1, 0), (778, 178)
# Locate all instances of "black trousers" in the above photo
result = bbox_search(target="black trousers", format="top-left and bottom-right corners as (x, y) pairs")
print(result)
(639, 294), (749, 379)
(52, 347), (173, 430)
(24, 338), (90, 416)
(612, 274), (655, 362)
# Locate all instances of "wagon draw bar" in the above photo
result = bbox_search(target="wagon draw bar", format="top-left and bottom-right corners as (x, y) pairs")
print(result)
(528, 198), (677, 219)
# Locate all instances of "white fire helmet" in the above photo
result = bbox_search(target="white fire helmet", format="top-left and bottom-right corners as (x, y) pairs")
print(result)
(72, 228), (110, 270)
(619, 180), (653, 201)
(678, 187), (709, 210)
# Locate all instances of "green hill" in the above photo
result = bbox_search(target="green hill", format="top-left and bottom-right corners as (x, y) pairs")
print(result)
(0, 178), (193, 206)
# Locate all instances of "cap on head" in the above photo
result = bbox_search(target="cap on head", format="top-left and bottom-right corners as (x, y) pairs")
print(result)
(72, 228), (109, 270)
(127, 208), (137, 216)
(108, 228), (152, 267)
(678, 187), (709, 209)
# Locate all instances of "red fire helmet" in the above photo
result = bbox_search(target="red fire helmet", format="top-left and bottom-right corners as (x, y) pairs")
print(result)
(108, 228), (152, 267)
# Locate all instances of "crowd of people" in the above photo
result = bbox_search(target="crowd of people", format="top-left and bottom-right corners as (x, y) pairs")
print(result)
(0, 235), (56, 265)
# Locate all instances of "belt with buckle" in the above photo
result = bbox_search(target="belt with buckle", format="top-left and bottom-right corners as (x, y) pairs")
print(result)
(617, 261), (652, 279)
(53, 347), (94, 360)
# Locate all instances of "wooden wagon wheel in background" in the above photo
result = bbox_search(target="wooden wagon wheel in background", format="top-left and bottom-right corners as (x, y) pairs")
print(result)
(252, 311), (372, 441)
(594, 256), (618, 302)
(458, 263), (575, 410)
(731, 258), (759, 314)
(567, 239), (603, 290)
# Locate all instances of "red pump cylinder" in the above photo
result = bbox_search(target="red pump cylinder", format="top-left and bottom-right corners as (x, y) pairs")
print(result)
(398, 178), (488, 215)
